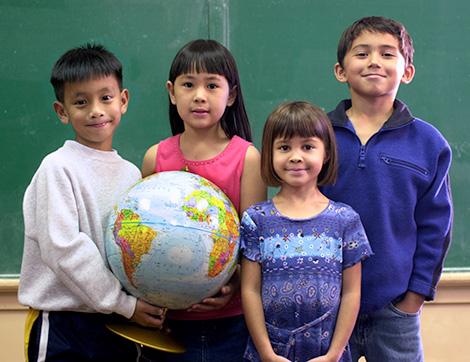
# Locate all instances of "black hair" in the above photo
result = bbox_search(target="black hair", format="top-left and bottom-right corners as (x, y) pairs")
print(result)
(50, 43), (123, 102)
(337, 16), (414, 68)
(168, 39), (252, 141)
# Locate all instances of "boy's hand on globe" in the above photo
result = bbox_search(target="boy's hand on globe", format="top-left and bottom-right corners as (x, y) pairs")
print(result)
(131, 299), (167, 329)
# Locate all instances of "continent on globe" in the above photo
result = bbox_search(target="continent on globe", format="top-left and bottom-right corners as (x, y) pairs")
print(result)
(113, 208), (157, 286)
(183, 189), (238, 278)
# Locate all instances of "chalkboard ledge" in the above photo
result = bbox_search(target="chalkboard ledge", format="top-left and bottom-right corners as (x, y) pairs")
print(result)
(1, 273), (469, 291)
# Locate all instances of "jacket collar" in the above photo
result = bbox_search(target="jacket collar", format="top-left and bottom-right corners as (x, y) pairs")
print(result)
(328, 99), (415, 129)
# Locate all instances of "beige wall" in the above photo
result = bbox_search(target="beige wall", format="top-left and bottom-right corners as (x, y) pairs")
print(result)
(1, 274), (469, 362)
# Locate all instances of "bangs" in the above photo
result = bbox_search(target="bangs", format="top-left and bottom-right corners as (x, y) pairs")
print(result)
(273, 108), (326, 141)
(169, 40), (236, 86)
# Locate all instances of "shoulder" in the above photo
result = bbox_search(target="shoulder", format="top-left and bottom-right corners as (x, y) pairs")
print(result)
(142, 143), (160, 178)
(410, 118), (449, 144)
(35, 143), (79, 175)
(243, 144), (261, 164)
(326, 200), (362, 222)
(244, 199), (275, 219)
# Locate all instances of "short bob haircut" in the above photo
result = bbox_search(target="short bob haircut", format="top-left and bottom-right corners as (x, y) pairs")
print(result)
(337, 16), (414, 68)
(50, 43), (123, 103)
(168, 39), (252, 141)
(261, 101), (337, 188)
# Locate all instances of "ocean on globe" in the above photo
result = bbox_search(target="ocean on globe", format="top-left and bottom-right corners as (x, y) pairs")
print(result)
(105, 171), (240, 310)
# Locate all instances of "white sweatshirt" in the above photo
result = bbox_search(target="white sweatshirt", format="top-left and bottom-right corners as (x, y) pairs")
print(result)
(19, 141), (141, 319)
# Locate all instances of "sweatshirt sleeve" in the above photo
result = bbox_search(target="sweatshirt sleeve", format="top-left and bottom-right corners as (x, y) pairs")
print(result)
(22, 156), (137, 318)
(409, 141), (453, 301)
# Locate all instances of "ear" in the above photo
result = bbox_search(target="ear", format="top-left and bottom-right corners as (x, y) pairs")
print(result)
(53, 101), (70, 125)
(227, 85), (238, 107)
(166, 81), (176, 105)
(334, 62), (349, 84)
(401, 64), (415, 85)
(120, 89), (130, 115)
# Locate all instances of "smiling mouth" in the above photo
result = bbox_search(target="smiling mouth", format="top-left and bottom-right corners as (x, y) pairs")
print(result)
(363, 74), (385, 78)
(88, 121), (110, 127)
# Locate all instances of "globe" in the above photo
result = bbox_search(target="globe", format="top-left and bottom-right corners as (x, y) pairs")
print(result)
(105, 171), (240, 310)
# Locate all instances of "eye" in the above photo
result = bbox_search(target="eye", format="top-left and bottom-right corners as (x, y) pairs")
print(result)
(207, 83), (218, 90)
(356, 52), (368, 58)
(102, 95), (112, 101)
(303, 144), (314, 151)
(279, 145), (290, 151)
(183, 82), (194, 88)
(75, 100), (87, 105)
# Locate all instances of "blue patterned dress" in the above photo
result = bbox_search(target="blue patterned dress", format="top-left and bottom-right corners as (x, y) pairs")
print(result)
(241, 199), (373, 362)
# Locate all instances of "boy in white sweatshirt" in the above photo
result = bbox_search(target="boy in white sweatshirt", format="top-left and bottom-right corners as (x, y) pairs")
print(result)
(19, 44), (166, 362)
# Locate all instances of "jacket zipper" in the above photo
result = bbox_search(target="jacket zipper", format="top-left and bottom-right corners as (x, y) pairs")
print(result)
(380, 156), (429, 175)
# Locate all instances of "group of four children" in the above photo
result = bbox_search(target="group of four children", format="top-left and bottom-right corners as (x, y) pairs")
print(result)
(19, 16), (453, 362)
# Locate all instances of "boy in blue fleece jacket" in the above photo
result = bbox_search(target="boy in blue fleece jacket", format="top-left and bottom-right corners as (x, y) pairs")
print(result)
(320, 16), (453, 362)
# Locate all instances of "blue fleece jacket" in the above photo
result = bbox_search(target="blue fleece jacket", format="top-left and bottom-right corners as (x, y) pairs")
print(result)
(320, 99), (453, 313)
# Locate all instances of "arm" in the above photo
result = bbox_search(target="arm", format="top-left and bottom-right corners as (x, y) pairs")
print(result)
(241, 257), (289, 362)
(309, 262), (362, 362)
(22, 158), (166, 328)
(141, 144), (159, 178)
(410, 144), (453, 301)
(240, 145), (267, 215)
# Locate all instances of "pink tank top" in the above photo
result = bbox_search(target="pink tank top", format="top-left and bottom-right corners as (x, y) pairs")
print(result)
(155, 134), (252, 320)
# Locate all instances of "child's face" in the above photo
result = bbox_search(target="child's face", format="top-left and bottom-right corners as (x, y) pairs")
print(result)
(53, 75), (129, 151)
(167, 72), (237, 133)
(335, 31), (414, 100)
(272, 135), (327, 189)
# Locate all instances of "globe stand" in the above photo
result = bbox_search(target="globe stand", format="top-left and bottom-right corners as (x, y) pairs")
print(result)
(106, 320), (186, 353)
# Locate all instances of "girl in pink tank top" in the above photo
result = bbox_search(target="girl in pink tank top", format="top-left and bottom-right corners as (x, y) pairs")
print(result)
(140, 39), (266, 362)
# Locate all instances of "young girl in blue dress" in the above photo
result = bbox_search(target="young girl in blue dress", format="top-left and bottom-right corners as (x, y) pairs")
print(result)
(240, 101), (373, 362)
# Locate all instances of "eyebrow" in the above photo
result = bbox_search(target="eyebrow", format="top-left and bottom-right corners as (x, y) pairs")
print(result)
(352, 44), (398, 51)
(274, 137), (319, 144)
(180, 74), (223, 81)
(69, 87), (115, 98)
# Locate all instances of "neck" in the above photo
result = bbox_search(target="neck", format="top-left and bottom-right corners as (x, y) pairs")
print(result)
(179, 125), (230, 161)
(348, 93), (395, 124)
(273, 184), (329, 218)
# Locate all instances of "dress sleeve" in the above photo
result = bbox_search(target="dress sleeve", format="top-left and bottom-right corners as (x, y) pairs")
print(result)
(239, 210), (262, 263)
(342, 210), (373, 269)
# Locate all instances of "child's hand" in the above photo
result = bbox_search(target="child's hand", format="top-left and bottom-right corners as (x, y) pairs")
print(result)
(187, 265), (241, 312)
(131, 299), (167, 329)
(186, 284), (235, 312)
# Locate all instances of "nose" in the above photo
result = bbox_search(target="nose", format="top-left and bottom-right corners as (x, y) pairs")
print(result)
(89, 101), (105, 118)
(194, 86), (207, 103)
(368, 52), (380, 67)
(289, 153), (302, 163)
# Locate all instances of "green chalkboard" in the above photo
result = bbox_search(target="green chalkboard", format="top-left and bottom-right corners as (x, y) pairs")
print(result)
(1, 0), (468, 276)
